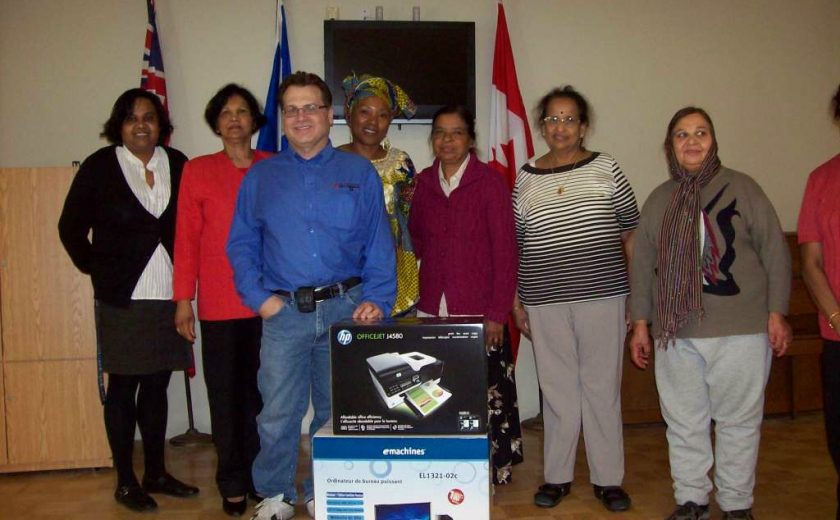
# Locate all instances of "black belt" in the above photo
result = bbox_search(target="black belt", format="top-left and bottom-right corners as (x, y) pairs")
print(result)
(273, 277), (361, 302)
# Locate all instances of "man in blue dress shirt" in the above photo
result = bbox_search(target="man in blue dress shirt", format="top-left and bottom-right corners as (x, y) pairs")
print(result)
(227, 71), (396, 520)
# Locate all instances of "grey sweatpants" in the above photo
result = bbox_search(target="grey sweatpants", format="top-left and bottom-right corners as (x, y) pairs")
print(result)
(527, 296), (626, 486)
(655, 334), (772, 512)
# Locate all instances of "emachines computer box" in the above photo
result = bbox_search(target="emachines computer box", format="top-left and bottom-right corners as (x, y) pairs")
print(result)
(330, 318), (487, 435)
(312, 425), (490, 519)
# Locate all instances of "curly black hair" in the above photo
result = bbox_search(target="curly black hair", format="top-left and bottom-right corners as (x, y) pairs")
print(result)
(100, 88), (172, 145)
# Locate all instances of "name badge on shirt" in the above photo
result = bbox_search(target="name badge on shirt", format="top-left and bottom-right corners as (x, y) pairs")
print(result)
(332, 182), (361, 192)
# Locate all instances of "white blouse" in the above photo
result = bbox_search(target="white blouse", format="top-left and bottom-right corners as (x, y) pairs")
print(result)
(115, 145), (174, 300)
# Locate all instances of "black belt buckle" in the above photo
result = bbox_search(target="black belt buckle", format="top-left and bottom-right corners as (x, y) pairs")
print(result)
(295, 286), (316, 313)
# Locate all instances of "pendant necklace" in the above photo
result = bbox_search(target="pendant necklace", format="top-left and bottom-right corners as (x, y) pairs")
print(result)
(553, 150), (583, 195)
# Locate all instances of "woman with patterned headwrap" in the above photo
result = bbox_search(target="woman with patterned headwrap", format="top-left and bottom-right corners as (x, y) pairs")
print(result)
(339, 73), (419, 315)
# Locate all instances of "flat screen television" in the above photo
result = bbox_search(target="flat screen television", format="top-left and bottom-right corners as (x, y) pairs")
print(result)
(324, 20), (475, 124)
(374, 501), (431, 520)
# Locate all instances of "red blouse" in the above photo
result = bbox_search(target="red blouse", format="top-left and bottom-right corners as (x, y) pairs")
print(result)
(798, 153), (840, 341)
(173, 150), (272, 320)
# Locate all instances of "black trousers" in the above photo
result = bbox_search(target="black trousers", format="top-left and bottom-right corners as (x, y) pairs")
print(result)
(823, 340), (840, 520)
(201, 317), (262, 498)
(104, 371), (172, 487)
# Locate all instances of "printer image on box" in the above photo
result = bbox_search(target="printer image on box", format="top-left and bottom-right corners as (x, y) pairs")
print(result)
(366, 351), (449, 414)
(330, 318), (488, 435)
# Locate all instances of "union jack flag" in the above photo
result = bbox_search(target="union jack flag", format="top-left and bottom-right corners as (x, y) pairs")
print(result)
(140, 0), (168, 114)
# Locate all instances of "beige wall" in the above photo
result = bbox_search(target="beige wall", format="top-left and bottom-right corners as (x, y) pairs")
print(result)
(3, 0), (838, 226)
(2, 0), (838, 432)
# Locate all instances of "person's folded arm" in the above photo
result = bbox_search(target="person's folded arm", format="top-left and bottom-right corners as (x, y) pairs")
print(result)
(226, 176), (272, 313)
(358, 164), (397, 316)
(58, 158), (98, 274)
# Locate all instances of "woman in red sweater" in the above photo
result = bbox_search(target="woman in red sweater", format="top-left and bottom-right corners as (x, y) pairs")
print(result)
(408, 105), (522, 484)
(799, 84), (840, 520)
(173, 84), (272, 517)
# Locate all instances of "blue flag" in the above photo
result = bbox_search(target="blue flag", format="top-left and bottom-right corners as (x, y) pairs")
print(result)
(257, 0), (291, 152)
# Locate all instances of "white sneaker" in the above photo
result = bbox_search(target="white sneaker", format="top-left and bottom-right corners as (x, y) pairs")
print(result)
(251, 494), (295, 520)
(305, 498), (315, 518)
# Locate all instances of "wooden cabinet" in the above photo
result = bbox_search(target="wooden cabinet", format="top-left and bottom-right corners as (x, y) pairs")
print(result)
(0, 167), (111, 472)
(621, 232), (824, 424)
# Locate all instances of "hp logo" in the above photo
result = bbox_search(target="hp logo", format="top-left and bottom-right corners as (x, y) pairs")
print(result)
(336, 329), (353, 345)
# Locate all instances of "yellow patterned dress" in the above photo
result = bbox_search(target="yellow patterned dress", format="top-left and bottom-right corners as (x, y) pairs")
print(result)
(372, 146), (419, 315)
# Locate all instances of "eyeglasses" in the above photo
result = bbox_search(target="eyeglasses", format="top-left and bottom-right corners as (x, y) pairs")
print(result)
(542, 115), (580, 128)
(282, 104), (328, 118)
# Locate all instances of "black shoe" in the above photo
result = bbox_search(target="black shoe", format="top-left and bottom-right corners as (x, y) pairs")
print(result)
(247, 491), (264, 504)
(666, 501), (711, 520)
(114, 484), (158, 512)
(723, 509), (754, 520)
(142, 473), (199, 497)
(593, 485), (631, 512)
(222, 497), (248, 517)
(534, 482), (571, 508)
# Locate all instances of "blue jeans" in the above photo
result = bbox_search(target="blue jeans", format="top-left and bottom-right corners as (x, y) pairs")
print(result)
(252, 284), (361, 503)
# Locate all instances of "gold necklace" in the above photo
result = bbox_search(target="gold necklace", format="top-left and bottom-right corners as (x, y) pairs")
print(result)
(552, 150), (583, 195)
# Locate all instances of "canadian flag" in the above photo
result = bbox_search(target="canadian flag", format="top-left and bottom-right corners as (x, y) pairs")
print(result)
(488, 2), (533, 362)
(488, 2), (534, 192)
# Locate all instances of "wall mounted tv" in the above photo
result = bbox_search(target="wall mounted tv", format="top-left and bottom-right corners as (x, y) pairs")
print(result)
(324, 20), (475, 124)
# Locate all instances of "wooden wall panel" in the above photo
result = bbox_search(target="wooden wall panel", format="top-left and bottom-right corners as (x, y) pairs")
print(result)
(0, 167), (95, 361)
(763, 358), (793, 415)
(3, 360), (110, 469)
(0, 366), (6, 466)
(0, 247), (5, 464)
(621, 356), (662, 424)
(0, 166), (108, 472)
(620, 233), (824, 424)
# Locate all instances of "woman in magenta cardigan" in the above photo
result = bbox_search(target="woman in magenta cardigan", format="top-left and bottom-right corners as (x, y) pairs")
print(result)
(408, 104), (523, 485)
(173, 84), (272, 517)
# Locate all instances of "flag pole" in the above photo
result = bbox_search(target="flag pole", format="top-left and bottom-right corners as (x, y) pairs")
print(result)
(139, 0), (210, 446)
(257, 0), (292, 153)
(169, 372), (213, 446)
(489, 0), (544, 432)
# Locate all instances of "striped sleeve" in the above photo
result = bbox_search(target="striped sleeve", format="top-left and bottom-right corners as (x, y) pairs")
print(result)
(515, 153), (639, 306)
(611, 160), (640, 230)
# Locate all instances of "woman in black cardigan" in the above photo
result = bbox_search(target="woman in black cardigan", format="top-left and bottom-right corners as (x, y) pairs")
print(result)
(59, 89), (198, 513)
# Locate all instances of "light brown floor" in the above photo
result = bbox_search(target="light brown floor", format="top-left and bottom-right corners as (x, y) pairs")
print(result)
(0, 413), (834, 519)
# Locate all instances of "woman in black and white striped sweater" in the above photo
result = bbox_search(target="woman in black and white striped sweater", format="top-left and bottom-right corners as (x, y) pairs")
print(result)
(512, 86), (639, 513)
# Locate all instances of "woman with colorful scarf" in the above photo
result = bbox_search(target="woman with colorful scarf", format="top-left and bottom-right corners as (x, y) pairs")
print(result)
(338, 73), (419, 316)
(629, 107), (792, 520)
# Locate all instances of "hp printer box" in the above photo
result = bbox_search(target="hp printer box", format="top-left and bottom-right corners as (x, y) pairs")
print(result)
(312, 425), (490, 519)
(330, 318), (487, 435)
